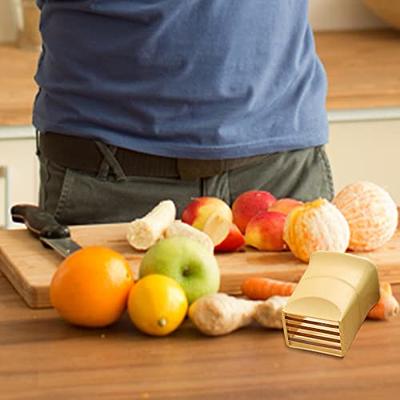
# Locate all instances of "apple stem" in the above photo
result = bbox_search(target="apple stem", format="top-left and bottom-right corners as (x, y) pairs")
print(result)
(182, 267), (190, 277)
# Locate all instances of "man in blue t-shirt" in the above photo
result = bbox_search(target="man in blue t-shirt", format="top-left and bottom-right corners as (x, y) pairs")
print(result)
(34, 0), (334, 224)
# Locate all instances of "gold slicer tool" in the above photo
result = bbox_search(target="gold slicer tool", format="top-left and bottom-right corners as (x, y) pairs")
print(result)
(282, 251), (380, 357)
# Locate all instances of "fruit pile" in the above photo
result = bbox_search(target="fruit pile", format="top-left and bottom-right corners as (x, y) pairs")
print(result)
(50, 237), (289, 335)
(50, 245), (399, 337)
(49, 180), (399, 336)
(178, 180), (398, 261)
(126, 180), (397, 263)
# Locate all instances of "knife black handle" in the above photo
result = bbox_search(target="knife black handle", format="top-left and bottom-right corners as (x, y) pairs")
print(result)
(11, 204), (70, 239)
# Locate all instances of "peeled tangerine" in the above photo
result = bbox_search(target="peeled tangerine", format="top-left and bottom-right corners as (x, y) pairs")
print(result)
(283, 198), (350, 263)
(333, 181), (398, 251)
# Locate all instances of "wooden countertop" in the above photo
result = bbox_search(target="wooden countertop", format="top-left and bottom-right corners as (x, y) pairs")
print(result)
(315, 29), (400, 110)
(0, 270), (399, 399)
(1, 29), (400, 126)
(0, 45), (38, 126)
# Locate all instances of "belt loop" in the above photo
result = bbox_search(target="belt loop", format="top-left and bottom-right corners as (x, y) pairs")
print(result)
(95, 141), (127, 181)
(97, 156), (111, 180)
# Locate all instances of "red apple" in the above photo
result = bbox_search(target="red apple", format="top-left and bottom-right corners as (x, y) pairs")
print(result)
(215, 223), (245, 253)
(268, 198), (303, 216)
(245, 211), (287, 251)
(182, 197), (232, 230)
(232, 190), (276, 233)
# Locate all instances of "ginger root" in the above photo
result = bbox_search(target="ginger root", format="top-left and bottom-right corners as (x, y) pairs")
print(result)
(254, 296), (288, 329)
(189, 293), (289, 336)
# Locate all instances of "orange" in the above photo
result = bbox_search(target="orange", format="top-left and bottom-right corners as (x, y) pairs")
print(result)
(50, 246), (133, 327)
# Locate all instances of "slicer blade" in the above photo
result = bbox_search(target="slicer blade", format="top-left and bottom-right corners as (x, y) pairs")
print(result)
(282, 251), (380, 357)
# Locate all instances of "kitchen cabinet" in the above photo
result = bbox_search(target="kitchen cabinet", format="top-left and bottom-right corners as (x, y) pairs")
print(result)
(327, 115), (400, 203)
(0, 126), (38, 228)
(0, 44), (39, 228)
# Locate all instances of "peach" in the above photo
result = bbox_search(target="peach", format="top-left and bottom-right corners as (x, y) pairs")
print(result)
(268, 198), (303, 216)
(245, 211), (287, 251)
(232, 190), (276, 233)
(215, 223), (245, 253)
(182, 197), (232, 230)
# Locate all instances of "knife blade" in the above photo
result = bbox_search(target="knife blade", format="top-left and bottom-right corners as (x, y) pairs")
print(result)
(11, 204), (81, 258)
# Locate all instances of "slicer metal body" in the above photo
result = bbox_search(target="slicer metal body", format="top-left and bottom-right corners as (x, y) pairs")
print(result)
(282, 251), (380, 357)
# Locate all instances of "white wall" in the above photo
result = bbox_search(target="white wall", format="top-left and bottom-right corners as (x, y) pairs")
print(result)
(326, 119), (400, 203)
(0, 0), (387, 43)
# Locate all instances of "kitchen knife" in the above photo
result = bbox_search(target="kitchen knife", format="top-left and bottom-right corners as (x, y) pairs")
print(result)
(11, 204), (81, 258)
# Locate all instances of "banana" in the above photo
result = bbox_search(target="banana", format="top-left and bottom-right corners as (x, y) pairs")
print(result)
(126, 200), (176, 250)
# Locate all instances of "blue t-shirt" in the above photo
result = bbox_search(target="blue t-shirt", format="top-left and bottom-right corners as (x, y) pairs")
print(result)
(34, 0), (328, 159)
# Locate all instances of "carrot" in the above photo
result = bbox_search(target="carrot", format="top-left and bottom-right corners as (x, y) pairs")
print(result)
(367, 282), (399, 320)
(241, 277), (400, 320)
(241, 277), (297, 300)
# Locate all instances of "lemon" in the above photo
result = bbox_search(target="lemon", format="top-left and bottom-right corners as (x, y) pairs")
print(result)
(128, 274), (188, 336)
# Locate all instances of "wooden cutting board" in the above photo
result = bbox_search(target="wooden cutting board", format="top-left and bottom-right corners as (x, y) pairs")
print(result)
(1, 223), (400, 308)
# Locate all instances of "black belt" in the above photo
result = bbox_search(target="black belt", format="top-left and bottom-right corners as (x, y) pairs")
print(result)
(38, 132), (267, 180)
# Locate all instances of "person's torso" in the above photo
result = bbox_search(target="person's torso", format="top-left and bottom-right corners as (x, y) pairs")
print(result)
(34, 0), (328, 159)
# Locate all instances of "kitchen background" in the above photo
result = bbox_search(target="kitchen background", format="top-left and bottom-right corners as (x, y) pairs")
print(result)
(0, 0), (399, 228)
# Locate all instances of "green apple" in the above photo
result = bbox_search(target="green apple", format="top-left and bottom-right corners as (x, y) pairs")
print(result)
(139, 237), (220, 304)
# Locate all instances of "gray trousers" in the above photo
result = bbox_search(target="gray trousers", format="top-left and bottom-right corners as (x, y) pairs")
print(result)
(38, 143), (334, 225)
